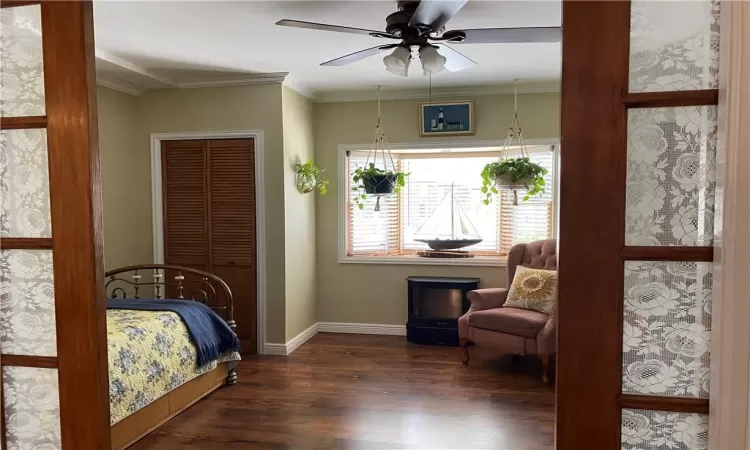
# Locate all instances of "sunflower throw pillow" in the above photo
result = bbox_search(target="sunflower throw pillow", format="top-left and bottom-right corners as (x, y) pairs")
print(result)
(505, 266), (557, 314)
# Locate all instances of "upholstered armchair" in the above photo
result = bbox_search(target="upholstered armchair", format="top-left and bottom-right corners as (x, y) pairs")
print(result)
(458, 239), (557, 382)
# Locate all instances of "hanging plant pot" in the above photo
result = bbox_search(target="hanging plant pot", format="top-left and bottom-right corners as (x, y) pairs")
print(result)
(494, 173), (535, 191)
(296, 173), (318, 194)
(363, 174), (396, 194)
(294, 161), (329, 195)
(480, 157), (548, 206)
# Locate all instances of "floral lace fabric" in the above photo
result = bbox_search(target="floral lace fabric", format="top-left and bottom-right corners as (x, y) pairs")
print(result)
(0, 249), (57, 356)
(625, 107), (716, 246)
(3, 367), (61, 450)
(0, 129), (52, 237)
(623, 261), (712, 398)
(622, 409), (708, 450)
(0, 5), (46, 117)
(629, 0), (720, 92)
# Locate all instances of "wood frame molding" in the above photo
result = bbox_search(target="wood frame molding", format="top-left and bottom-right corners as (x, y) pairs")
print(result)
(620, 246), (713, 262)
(149, 131), (267, 355)
(0, 116), (47, 129)
(556, 2), (630, 448)
(41, 1), (112, 447)
(0, 355), (58, 369)
(709, 2), (750, 448)
(623, 90), (719, 108)
(0, 238), (53, 249)
(619, 395), (709, 415)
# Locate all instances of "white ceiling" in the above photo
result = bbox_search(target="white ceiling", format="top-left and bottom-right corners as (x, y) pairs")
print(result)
(92, 1), (562, 97)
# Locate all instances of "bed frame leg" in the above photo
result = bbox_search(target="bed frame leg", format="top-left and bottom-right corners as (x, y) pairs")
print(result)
(226, 367), (238, 386)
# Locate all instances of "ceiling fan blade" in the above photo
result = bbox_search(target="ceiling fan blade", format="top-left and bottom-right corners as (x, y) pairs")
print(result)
(454, 27), (562, 44)
(435, 44), (476, 72)
(409, 0), (467, 32)
(275, 19), (391, 38)
(321, 44), (398, 67)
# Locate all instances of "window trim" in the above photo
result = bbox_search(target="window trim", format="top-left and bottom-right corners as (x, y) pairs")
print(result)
(337, 138), (560, 266)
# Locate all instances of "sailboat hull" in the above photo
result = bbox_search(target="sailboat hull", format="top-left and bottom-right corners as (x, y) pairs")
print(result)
(415, 239), (483, 251)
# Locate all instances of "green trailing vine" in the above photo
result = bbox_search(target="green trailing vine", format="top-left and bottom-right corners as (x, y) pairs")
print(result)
(295, 161), (329, 195)
(352, 163), (409, 210)
(480, 157), (547, 205)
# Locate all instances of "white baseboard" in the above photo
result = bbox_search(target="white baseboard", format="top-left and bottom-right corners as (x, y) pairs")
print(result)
(263, 342), (288, 356)
(263, 321), (406, 355)
(318, 322), (406, 336)
(263, 322), (319, 356)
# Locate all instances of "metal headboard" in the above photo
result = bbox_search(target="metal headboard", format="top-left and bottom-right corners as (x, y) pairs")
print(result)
(104, 264), (236, 335)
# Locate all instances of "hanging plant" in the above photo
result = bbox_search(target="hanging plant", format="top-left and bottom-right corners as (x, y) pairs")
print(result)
(295, 161), (329, 195)
(481, 80), (547, 205)
(351, 85), (410, 211)
(352, 163), (408, 210)
(481, 157), (547, 205)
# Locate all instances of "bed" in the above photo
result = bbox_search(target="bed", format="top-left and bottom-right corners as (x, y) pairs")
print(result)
(103, 264), (241, 450)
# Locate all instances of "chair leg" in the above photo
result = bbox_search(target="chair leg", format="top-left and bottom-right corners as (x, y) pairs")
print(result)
(460, 338), (470, 365)
(539, 354), (550, 384)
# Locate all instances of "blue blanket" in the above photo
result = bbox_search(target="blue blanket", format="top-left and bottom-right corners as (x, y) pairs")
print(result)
(107, 299), (241, 367)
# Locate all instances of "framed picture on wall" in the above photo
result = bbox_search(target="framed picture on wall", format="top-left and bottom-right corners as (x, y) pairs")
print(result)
(419, 100), (474, 136)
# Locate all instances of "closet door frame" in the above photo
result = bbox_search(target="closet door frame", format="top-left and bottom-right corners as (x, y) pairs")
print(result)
(1, 1), (110, 448)
(149, 131), (266, 354)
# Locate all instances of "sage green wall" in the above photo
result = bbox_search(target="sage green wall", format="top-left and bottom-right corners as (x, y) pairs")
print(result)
(98, 86), (152, 270)
(135, 84), (287, 344)
(313, 92), (561, 325)
(282, 86), (317, 341)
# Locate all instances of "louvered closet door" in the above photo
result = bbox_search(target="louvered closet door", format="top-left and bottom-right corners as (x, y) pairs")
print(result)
(208, 139), (256, 351)
(162, 140), (208, 272)
(162, 139), (256, 353)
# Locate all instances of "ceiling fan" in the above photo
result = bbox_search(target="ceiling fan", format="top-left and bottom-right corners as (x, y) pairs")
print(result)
(276, 0), (561, 77)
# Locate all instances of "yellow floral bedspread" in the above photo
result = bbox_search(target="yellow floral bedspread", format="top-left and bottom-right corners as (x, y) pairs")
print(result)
(107, 309), (241, 425)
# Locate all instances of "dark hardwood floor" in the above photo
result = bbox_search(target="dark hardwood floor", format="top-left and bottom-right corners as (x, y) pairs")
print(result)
(131, 333), (555, 450)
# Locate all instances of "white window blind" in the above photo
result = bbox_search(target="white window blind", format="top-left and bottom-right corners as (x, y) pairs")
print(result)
(346, 147), (556, 258)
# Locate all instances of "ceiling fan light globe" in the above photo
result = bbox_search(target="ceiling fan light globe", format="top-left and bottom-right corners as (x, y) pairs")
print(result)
(423, 66), (445, 76)
(419, 45), (447, 74)
(383, 46), (412, 77)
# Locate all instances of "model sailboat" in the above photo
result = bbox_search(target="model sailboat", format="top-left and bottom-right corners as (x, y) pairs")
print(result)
(415, 185), (483, 254)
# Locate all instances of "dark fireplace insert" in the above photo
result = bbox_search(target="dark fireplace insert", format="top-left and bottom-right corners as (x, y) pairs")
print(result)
(406, 276), (479, 346)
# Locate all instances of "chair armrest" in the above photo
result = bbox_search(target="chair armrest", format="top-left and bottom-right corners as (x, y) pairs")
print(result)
(537, 305), (557, 355)
(466, 288), (509, 312)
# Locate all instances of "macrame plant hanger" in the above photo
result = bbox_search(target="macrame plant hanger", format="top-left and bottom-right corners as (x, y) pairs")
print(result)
(364, 85), (397, 211)
(498, 80), (530, 205)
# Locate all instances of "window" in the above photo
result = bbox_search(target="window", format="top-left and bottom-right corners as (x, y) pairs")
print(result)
(343, 144), (558, 263)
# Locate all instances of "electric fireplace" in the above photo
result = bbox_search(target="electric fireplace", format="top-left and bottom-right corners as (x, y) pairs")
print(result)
(406, 276), (479, 346)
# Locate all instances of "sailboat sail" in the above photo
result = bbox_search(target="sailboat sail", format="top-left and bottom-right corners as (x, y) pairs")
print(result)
(415, 185), (482, 250)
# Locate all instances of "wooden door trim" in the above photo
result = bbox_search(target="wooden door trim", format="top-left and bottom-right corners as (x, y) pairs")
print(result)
(0, 238), (53, 249)
(0, 116), (47, 129)
(620, 246), (714, 262)
(709, 2), (750, 448)
(0, 0), (41, 8)
(557, 1), (631, 448)
(41, 1), (112, 447)
(619, 395), (709, 414)
(0, 354), (58, 369)
(150, 131), (266, 354)
(623, 89), (719, 108)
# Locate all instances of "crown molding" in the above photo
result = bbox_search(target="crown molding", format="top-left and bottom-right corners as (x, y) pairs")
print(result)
(311, 80), (561, 103)
(282, 75), (318, 102)
(175, 72), (289, 89)
(95, 50), (176, 87)
(96, 74), (145, 97)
